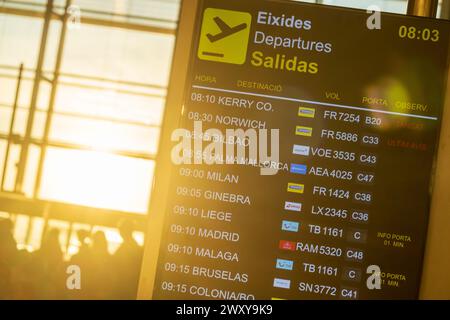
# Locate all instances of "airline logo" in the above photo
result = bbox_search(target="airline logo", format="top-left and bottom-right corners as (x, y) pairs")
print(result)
(279, 240), (296, 251)
(293, 144), (310, 156)
(296, 126), (313, 137)
(273, 278), (291, 289)
(287, 183), (305, 194)
(284, 201), (302, 212)
(276, 259), (294, 271)
(281, 220), (300, 232)
(198, 8), (252, 65)
(298, 106), (316, 118)
(290, 163), (307, 175)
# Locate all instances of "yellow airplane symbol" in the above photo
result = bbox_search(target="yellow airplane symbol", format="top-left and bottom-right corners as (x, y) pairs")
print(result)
(198, 8), (252, 64)
(206, 17), (248, 43)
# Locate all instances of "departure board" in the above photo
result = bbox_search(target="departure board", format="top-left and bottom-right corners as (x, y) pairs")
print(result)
(145, 0), (450, 300)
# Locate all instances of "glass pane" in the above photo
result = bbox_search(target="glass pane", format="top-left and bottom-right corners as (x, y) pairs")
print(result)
(0, 15), (43, 67)
(73, 0), (181, 23)
(13, 214), (30, 250)
(39, 147), (155, 213)
(62, 24), (175, 86)
(27, 217), (45, 250)
(55, 83), (165, 126)
(48, 114), (160, 155)
(320, 0), (408, 14)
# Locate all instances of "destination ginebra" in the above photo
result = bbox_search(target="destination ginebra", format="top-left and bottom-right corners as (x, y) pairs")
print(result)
(249, 11), (333, 74)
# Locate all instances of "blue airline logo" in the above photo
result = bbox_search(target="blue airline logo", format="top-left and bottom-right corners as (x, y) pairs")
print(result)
(281, 220), (300, 232)
(290, 163), (307, 175)
(276, 259), (294, 271)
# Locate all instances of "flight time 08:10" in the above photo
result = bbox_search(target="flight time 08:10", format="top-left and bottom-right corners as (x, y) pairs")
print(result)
(398, 25), (440, 42)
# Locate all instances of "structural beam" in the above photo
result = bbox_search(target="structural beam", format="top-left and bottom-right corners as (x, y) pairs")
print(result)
(411, 0), (450, 300)
(407, 0), (439, 17)
(441, 0), (450, 19)
(137, 0), (200, 300)
(15, 0), (54, 193)
(0, 193), (147, 230)
(0, 6), (176, 35)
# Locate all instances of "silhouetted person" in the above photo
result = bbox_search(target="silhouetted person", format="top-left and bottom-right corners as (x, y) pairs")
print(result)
(11, 248), (35, 299)
(71, 230), (91, 265)
(0, 219), (17, 299)
(0, 219), (37, 299)
(112, 219), (143, 299)
(68, 230), (92, 299)
(88, 231), (114, 299)
(32, 229), (66, 299)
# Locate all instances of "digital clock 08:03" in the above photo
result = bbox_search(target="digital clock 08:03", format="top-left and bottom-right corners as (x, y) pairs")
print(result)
(398, 25), (440, 42)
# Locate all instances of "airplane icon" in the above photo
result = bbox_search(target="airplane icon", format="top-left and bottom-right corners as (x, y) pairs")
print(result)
(206, 17), (248, 43)
(198, 8), (252, 64)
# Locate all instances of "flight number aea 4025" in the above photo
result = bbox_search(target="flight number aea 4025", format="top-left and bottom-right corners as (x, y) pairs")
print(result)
(310, 167), (375, 184)
(309, 167), (353, 181)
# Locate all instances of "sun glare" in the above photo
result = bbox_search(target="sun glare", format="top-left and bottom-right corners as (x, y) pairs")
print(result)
(39, 147), (154, 213)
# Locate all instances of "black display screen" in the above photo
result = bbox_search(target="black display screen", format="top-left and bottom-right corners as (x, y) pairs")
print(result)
(149, 0), (450, 299)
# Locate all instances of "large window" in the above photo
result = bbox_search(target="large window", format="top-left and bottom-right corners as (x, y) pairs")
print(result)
(0, 0), (179, 254)
(0, 0), (447, 255)
(0, 0), (177, 215)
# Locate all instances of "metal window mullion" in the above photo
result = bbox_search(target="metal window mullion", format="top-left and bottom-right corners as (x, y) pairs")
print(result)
(15, 0), (54, 194)
(33, 0), (77, 199)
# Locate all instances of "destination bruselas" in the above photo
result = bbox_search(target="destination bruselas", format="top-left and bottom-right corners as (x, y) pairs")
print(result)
(191, 265), (248, 283)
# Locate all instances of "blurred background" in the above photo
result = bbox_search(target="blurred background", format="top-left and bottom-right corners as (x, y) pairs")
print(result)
(0, 0), (448, 299)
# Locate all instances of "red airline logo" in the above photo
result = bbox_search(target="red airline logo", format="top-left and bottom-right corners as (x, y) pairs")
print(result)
(279, 240), (296, 251)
